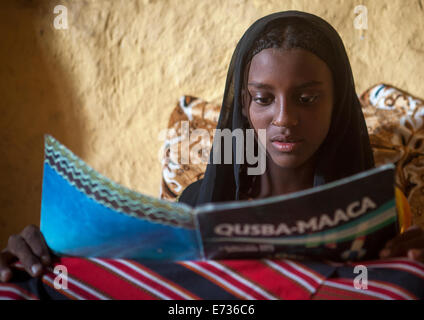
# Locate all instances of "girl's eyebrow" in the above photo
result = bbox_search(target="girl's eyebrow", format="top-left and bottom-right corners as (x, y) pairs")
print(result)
(296, 81), (323, 89)
(248, 82), (273, 89)
(247, 81), (323, 89)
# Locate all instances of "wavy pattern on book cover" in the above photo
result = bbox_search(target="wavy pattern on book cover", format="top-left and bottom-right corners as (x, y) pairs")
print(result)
(44, 135), (193, 228)
(40, 135), (200, 260)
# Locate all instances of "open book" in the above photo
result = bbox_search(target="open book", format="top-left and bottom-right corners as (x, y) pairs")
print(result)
(40, 135), (399, 262)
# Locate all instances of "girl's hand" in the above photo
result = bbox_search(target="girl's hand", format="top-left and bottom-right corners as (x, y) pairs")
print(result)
(0, 225), (53, 282)
(379, 225), (424, 262)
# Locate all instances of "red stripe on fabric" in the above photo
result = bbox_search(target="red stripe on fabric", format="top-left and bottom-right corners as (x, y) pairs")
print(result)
(178, 261), (246, 299)
(103, 259), (189, 300)
(272, 260), (321, 288)
(122, 260), (200, 300)
(42, 275), (83, 300)
(287, 260), (326, 283)
(57, 258), (154, 300)
(312, 284), (380, 300)
(365, 280), (417, 300)
(220, 260), (311, 299)
(50, 260), (112, 299)
(344, 277), (416, 300)
(330, 278), (411, 300)
(85, 259), (161, 300)
(9, 260), (104, 300)
(264, 260), (316, 295)
(0, 291), (27, 300)
(42, 271), (101, 300)
(198, 262), (267, 300)
(210, 261), (278, 300)
(0, 283), (38, 300)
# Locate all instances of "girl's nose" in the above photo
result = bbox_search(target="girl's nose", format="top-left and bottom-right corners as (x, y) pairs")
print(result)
(271, 97), (299, 127)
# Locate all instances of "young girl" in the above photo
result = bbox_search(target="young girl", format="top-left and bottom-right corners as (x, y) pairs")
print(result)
(0, 11), (423, 283)
(177, 11), (424, 259)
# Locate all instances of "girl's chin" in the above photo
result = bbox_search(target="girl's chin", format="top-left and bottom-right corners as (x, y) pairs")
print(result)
(268, 153), (307, 169)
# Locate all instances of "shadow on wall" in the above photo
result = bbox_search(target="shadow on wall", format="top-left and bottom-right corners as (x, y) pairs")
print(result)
(0, 1), (86, 248)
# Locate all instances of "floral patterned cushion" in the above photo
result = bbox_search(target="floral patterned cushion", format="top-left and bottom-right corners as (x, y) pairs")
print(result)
(160, 85), (424, 228)
(159, 96), (220, 202)
(360, 84), (424, 228)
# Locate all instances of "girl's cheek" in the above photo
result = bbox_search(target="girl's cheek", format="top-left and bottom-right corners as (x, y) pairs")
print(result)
(249, 109), (272, 130)
(248, 113), (261, 131)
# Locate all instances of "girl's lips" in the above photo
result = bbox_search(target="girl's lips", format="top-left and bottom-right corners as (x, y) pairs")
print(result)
(271, 140), (303, 152)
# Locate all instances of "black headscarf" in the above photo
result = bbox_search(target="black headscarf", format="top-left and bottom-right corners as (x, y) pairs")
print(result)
(179, 11), (374, 206)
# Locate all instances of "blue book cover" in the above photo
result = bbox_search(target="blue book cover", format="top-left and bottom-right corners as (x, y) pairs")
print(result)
(40, 135), (399, 261)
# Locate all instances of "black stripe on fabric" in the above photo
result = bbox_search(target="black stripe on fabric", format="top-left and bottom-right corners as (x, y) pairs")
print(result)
(296, 260), (337, 279)
(330, 265), (424, 299)
(139, 261), (239, 300)
(42, 283), (71, 300)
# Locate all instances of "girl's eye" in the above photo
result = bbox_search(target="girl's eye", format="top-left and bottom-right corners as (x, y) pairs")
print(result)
(253, 97), (273, 105)
(253, 94), (319, 105)
(299, 95), (318, 104)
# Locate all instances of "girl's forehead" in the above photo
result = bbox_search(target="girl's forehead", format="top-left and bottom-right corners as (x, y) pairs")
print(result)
(247, 48), (332, 84)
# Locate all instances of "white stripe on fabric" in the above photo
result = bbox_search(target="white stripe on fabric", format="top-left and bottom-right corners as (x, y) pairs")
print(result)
(90, 258), (171, 300)
(44, 269), (110, 300)
(264, 260), (315, 293)
(284, 260), (324, 285)
(116, 259), (194, 300)
(207, 261), (278, 300)
(181, 261), (255, 300)
(66, 274), (110, 300)
(365, 280), (415, 300)
(0, 286), (37, 300)
(390, 257), (424, 269)
(324, 280), (393, 300)
(365, 262), (424, 278)
(42, 274), (85, 300)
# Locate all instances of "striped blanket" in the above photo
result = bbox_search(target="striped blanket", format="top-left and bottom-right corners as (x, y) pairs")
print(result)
(1, 257), (423, 300)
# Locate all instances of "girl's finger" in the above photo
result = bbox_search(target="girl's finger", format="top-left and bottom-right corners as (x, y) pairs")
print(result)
(407, 249), (424, 263)
(21, 225), (52, 266)
(380, 234), (424, 258)
(7, 235), (43, 277)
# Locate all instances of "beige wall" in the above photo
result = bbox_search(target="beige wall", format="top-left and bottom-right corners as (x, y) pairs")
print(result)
(0, 0), (423, 247)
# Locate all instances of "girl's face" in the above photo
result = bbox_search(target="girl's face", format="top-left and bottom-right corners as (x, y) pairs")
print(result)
(243, 48), (334, 169)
